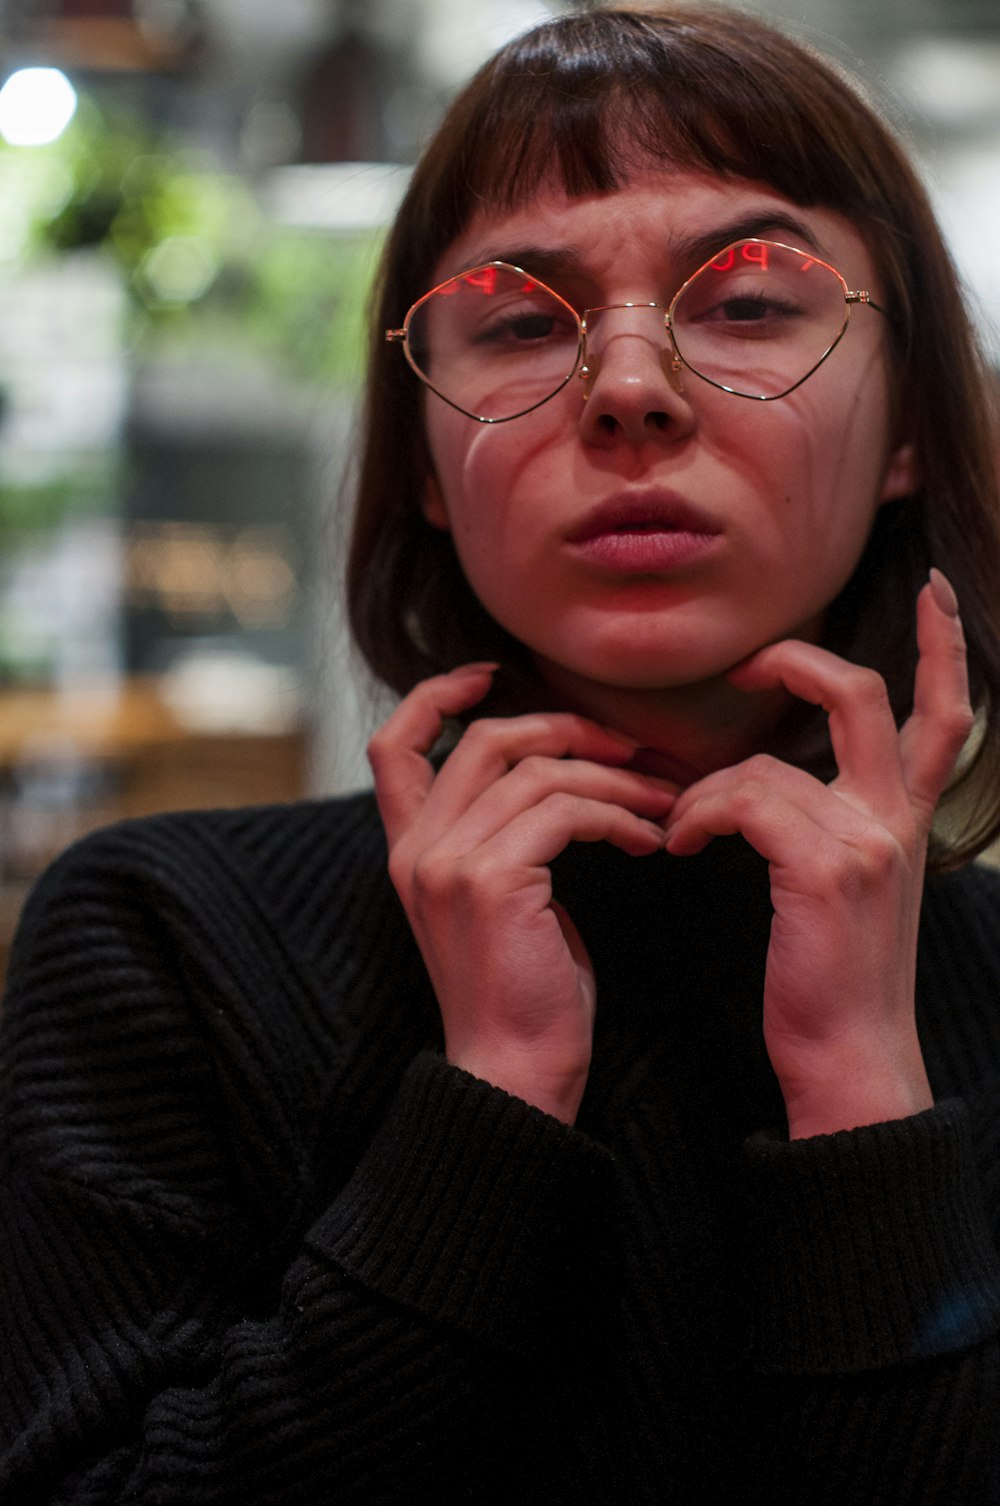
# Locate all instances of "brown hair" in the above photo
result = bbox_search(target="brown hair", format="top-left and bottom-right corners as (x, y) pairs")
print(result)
(346, 4), (1000, 868)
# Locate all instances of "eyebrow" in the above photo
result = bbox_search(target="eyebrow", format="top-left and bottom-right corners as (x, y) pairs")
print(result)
(450, 209), (831, 285)
(442, 244), (589, 283)
(670, 210), (830, 265)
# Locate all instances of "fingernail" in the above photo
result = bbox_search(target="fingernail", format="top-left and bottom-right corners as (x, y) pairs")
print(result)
(929, 568), (959, 618)
(452, 661), (500, 676)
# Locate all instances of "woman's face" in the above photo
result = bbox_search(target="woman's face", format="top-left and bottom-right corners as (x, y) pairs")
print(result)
(421, 169), (916, 704)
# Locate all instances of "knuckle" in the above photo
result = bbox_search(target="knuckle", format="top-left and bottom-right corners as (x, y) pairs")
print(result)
(444, 852), (500, 915)
(944, 703), (976, 746)
(470, 714), (515, 740)
(387, 842), (415, 894)
(730, 780), (764, 820)
(847, 664), (890, 709)
(409, 849), (452, 903)
(742, 753), (780, 783)
(860, 825), (901, 877)
(511, 753), (555, 790)
(460, 717), (508, 753)
(539, 790), (581, 823)
(824, 827), (900, 896)
(410, 846), (495, 909)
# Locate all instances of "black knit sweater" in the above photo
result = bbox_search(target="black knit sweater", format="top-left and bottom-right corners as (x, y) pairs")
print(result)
(2, 791), (1000, 1504)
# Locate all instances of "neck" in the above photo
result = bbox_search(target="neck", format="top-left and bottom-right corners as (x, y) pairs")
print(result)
(534, 658), (792, 787)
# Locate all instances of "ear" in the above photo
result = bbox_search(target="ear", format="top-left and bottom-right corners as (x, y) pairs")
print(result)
(879, 438), (920, 505)
(422, 472), (451, 531)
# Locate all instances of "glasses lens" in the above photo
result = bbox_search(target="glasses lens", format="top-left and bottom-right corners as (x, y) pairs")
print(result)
(406, 264), (581, 421)
(671, 242), (848, 399)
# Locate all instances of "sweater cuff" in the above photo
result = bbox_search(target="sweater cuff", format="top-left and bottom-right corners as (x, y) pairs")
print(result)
(306, 1050), (615, 1354)
(745, 1099), (1000, 1374)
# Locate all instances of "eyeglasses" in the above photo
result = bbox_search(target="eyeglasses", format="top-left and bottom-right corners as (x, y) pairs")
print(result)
(386, 238), (887, 423)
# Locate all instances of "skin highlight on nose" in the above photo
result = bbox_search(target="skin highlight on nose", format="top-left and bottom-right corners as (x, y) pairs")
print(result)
(580, 330), (691, 442)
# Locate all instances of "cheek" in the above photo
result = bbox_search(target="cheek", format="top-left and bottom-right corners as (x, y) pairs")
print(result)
(726, 364), (894, 561)
(801, 384), (895, 556)
(425, 402), (568, 553)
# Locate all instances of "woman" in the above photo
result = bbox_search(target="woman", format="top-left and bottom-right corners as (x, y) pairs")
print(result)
(3, 7), (1000, 1503)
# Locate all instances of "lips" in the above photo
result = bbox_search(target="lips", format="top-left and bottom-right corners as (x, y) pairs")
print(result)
(567, 489), (721, 542)
(566, 489), (722, 572)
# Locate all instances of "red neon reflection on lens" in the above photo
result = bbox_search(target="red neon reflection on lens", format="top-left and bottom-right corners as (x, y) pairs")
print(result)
(463, 267), (499, 295)
(437, 268), (542, 297)
(709, 243), (770, 273)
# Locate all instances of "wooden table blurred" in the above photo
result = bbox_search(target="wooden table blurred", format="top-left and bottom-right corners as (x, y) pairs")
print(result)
(0, 676), (308, 985)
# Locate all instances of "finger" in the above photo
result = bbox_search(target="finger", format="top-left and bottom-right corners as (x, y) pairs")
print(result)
(422, 757), (676, 856)
(898, 573), (974, 818)
(414, 711), (642, 833)
(450, 793), (667, 876)
(668, 753), (842, 836)
(368, 664), (498, 842)
(665, 773), (855, 868)
(727, 639), (904, 805)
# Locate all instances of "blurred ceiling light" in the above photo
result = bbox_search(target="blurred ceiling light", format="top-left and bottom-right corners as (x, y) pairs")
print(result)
(416, 0), (555, 89)
(480, 0), (557, 52)
(892, 38), (1000, 124)
(266, 162), (411, 232)
(0, 68), (78, 147)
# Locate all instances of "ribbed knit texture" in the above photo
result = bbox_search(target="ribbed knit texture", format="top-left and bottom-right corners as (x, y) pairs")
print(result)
(2, 792), (1000, 1504)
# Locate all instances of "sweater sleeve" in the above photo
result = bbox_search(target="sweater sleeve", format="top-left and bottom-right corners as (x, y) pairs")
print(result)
(741, 1103), (1000, 1503)
(0, 828), (613, 1506)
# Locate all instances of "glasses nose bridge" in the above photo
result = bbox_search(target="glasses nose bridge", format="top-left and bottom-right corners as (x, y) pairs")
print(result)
(579, 300), (680, 387)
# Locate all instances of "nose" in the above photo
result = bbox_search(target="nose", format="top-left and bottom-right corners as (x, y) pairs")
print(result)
(577, 306), (695, 446)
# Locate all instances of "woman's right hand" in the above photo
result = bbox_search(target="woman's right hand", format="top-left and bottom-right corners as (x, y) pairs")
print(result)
(368, 664), (675, 1123)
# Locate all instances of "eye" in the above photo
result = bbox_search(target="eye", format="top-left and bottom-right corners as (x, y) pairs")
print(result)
(497, 312), (559, 341)
(715, 295), (778, 322)
(473, 303), (578, 349)
(678, 280), (804, 339)
(704, 287), (799, 320)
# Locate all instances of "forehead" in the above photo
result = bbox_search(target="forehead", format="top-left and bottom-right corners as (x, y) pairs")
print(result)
(435, 168), (878, 290)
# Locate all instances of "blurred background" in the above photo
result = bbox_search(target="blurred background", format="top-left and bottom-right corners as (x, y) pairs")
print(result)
(0, 0), (996, 969)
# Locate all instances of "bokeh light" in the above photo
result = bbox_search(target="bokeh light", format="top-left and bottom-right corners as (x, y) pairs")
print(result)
(0, 69), (78, 148)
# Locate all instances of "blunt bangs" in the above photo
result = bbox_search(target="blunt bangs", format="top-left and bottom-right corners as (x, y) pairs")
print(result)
(402, 11), (897, 278)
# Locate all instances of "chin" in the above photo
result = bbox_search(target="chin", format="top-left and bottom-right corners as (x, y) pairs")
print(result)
(569, 624), (748, 682)
(534, 642), (737, 696)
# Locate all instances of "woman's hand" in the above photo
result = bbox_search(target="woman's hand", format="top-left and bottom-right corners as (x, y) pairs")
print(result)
(664, 571), (974, 1139)
(368, 665), (675, 1123)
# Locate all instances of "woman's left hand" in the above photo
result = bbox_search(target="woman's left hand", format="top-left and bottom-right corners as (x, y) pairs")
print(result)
(663, 571), (974, 1139)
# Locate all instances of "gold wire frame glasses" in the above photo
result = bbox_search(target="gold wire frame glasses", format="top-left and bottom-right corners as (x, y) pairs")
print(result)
(385, 238), (887, 423)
